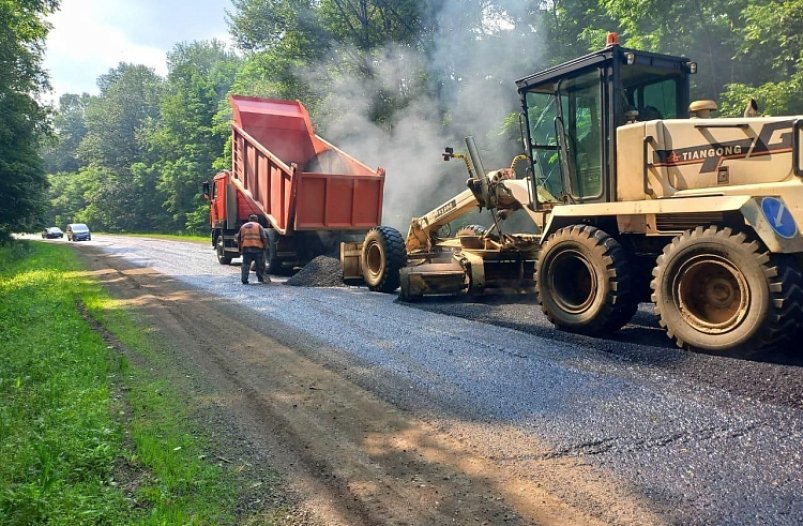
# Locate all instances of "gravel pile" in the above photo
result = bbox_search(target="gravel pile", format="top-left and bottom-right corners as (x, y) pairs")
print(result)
(284, 255), (346, 287)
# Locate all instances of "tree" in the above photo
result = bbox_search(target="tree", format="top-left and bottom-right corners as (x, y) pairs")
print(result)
(145, 40), (241, 231)
(720, 0), (803, 116)
(226, 0), (435, 125)
(530, 0), (615, 65)
(592, 0), (748, 101)
(70, 63), (164, 231)
(46, 167), (96, 227)
(227, 0), (329, 58)
(0, 0), (59, 241)
(319, 0), (429, 51)
(42, 92), (91, 173)
(77, 63), (163, 170)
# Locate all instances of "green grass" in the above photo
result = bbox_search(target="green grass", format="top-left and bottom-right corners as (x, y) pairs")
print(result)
(0, 241), (283, 525)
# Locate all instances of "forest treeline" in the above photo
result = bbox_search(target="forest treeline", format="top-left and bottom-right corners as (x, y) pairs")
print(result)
(3, 0), (803, 238)
(1, 0), (59, 242)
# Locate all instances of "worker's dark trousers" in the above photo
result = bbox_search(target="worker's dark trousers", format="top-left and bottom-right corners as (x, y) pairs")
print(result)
(241, 249), (266, 284)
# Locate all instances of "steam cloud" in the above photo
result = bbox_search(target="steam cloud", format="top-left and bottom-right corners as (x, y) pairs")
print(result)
(306, 1), (543, 230)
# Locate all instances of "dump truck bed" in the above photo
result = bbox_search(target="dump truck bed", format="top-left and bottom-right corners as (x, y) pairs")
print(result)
(230, 95), (384, 235)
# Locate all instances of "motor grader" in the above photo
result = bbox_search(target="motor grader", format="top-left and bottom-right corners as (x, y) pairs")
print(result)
(343, 34), (803, 354)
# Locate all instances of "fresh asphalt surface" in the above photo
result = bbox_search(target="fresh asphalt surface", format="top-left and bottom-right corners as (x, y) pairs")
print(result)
(59, 235), (803, 525)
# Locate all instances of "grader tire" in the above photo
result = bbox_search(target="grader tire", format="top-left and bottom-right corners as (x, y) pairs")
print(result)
(362, 226), (407, 293)
(216, 239), (232, 265)
(535, 225), (638, 334)
(651, 226), (803, 354)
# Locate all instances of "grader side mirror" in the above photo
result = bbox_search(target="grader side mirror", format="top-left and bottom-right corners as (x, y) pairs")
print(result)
(443, 147), (454, 161)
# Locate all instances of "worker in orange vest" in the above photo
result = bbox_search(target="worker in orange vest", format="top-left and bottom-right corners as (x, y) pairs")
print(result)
(237, 214), (270, 285)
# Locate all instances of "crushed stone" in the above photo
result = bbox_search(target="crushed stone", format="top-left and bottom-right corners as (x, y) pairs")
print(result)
(284, 256), (346, 287)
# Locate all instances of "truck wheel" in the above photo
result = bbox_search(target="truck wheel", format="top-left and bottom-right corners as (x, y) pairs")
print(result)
(266, 228), (291, 275)
(216, 239), (232, 265)
(536, 225), (638, 334)
(651, 226), (802, 354)
(362, 226), (407, 293)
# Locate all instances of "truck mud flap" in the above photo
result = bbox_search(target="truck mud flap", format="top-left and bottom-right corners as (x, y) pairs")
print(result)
(340, 241), (364, 284)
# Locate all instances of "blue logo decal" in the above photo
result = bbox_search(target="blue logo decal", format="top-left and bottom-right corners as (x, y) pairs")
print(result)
(761, 197), (797, 239)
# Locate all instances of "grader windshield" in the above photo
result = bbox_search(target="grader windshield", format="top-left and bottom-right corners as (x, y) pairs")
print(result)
(517, 43), (692, 206)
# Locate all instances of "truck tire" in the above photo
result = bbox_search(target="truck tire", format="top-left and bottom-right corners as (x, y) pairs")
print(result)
(362, 226), (407, 293)
(266, 228), (292, 275)
(651, 226), (802, 354)
(216, 238), (232, 265)
(536, 225), (638, 334)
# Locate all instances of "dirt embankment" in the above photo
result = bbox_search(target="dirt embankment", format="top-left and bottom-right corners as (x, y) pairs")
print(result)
(77, 246), (651, 526)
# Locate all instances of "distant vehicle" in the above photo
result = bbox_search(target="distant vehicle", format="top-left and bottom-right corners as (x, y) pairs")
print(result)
(41, 227), (63, 239)
(66, 223), (91, 242)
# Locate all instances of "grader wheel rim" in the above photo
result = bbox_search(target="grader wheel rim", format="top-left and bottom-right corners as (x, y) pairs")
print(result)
(548, 248), (597, 314)
(365, 241), (384, 280)
(673, 254), (749, 334)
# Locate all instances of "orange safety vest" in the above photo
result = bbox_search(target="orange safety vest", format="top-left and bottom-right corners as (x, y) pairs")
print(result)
(239, 222), (265, 249)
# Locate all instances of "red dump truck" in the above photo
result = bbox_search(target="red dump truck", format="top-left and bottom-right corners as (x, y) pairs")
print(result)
(204, 95), (385, 275)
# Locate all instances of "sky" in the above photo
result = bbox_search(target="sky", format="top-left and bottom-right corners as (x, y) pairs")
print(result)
(43, 0), (233, 102)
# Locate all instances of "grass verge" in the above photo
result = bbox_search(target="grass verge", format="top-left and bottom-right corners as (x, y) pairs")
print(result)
(0, 241), (286, 525)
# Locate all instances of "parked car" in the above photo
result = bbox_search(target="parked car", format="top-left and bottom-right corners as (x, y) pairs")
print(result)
(41, 227), (63, 239)
(66, 223), (91, 241)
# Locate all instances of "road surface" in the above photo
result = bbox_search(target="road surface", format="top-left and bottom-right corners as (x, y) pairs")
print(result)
(57, 234), (803, 525)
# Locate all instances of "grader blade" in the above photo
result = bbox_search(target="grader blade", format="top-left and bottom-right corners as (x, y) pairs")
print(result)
(398, 263), (468, 301)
